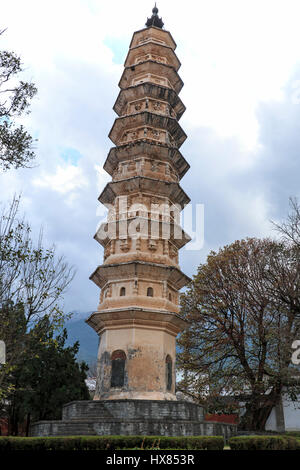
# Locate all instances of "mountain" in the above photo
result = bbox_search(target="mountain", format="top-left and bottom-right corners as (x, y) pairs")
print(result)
(64, 312), (99, 366)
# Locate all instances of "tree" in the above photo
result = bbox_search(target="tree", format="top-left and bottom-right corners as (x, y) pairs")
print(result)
(177, 237), (300, 431)
(0, 29), (37, 170)
(4, 315), (89, 435)
(0, 196), (75, 397)
(272, 197), (300, 249)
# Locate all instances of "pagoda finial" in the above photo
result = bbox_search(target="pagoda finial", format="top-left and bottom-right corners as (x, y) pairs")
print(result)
(145, 3), (164, 29)
(153, 3), (158, 15)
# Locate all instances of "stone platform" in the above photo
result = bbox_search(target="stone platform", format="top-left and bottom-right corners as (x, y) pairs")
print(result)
(30, 399), (236, 440)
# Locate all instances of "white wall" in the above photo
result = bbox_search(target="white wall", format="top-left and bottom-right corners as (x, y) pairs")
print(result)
(265, 394), (300, 431)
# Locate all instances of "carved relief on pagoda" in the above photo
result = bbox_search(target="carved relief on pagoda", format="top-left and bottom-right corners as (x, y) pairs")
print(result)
(134, 53), (167, 65)
(125, 40), (180, 71)
(110, 194), (182, 223)
(131, 73), (173, 89)
(120, 125), (176, 147)
(126, 98), (176, 118)
(130, 27), (176, 50)
(112, 158), (179, 183)
(102, 236), (179, 269)
(138, 36), (167, 47)
(98, 278), (179, 313)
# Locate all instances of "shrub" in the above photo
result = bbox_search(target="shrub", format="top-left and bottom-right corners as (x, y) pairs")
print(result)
(0, 435), (224, 451)
(229, 435), (298, 450)
(285, 431), (300, 438)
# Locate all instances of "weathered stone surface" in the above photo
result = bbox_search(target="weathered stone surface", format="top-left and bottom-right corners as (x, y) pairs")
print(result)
(99, 177), (190, 207)
(124, 42), (181, 71)
(113, 83), (186, 120)
(30, 400), (236, 440)
(62, 400), (205, 420)
(119, 61), (183, 94)
(129, 27), (177, 51)
(103, 142), (189, 180)
(109, 111), (187, 148)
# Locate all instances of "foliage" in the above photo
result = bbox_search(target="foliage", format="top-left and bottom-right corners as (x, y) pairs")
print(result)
(285, 431), (300, 437)
(228, 435), (298, 450)
(0, 435), (225, 451)
(4, 315), (90, 435)
(0, 196), (75, 401)
(0, 30), (37, 170)
(177, 236), (300, 431)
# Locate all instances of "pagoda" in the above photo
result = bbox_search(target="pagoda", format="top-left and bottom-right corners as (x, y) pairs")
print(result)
(87, 4), (191, 401)
(31, 8), (236, 438)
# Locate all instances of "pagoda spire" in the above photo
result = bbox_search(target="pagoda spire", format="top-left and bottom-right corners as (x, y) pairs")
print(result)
(145, 3), (164, 29)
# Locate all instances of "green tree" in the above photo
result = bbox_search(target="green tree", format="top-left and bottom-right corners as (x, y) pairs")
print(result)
(0, 30), (37, 171)
(4, 315), (89, 435)
(177, 237), (300, 431)
(0, 196), (75, 397)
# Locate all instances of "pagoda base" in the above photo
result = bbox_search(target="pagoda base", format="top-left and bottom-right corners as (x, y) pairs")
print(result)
(30, 400), (236, 440)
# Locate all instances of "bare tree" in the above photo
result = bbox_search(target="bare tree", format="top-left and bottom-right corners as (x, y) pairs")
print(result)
(272, 197), (300, 248)
(177, 237), (300, 431)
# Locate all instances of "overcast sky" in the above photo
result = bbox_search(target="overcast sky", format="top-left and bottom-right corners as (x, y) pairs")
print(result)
(1, 0), (300, 314)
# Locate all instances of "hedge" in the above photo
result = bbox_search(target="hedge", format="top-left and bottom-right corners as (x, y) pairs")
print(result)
(0, 435), (224, 451)
(229, 435), (298, 450)
(285, 431), (300, 438)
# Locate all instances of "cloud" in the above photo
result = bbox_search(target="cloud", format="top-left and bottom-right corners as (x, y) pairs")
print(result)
(33, 164), (88, 194)
(1, 0), (300, 314)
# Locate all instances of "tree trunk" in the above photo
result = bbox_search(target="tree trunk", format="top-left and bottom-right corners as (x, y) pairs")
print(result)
(25, 413), (31, 437)
(239, 391), (281, 431)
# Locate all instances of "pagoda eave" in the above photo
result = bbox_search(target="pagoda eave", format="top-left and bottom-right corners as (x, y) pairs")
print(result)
(108, 111), (187, 147)
(103, 142), (190, 180)
(124, 42), (181, 71)
(129, 26), (177, 50)
(119, 61), (183, 94)
(86, 308), (188, 336)
(113, 83), (186, 119)
(89, 261), (191, 290)
(98, 177), (190, 207)
(94, 217), (191, 249)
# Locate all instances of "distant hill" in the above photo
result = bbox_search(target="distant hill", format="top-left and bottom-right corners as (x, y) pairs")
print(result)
(64, 312), (99, 366)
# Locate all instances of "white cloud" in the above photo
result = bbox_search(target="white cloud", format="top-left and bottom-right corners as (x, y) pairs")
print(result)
(33, 164), (88, 194)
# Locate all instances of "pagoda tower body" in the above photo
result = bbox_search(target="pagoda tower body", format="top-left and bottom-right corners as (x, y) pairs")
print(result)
(87, 7), (191, 401)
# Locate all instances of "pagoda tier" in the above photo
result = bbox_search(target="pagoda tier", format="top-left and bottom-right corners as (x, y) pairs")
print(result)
(88, 11), (191, 401)
(86, 309), (187, 340)
(94, 217), (191, 250)
(86, 307), (187, 401)
(90, 260), (190, 315)
(119, 61), (183, 93)
(124, 41), (181, 70)
(99, 177), (190, 207)
(103, 142), (189, 180)
(113, 82), (186, 120)
(109, 111), (187, 148)
(129, 25), (177, 50)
